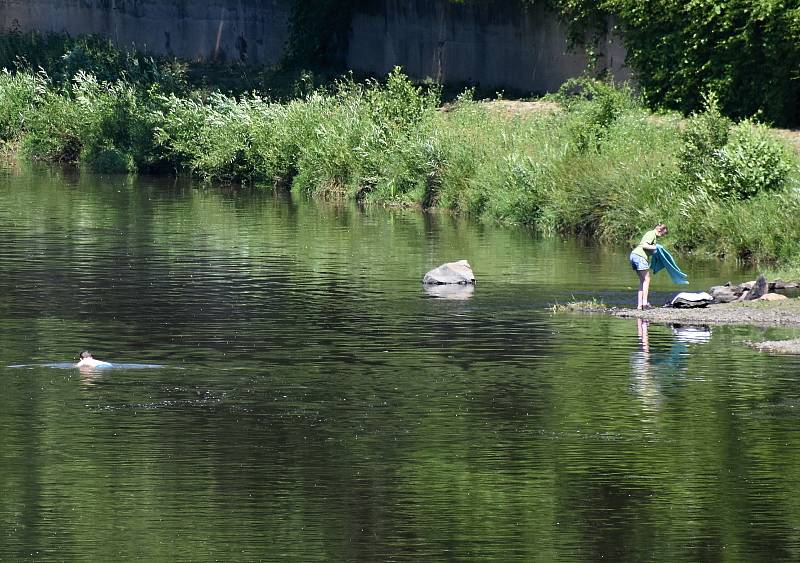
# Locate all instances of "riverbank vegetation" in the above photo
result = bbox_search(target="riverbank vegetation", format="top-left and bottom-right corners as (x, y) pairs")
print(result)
(0, 32), (799, 271)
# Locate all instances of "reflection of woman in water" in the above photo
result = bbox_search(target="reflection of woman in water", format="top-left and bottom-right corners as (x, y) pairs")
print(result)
(631, 320), (708, 412)
(631, 318), (662, 411)
(630, 319), (652, 377)
(637, 318), (649, 353)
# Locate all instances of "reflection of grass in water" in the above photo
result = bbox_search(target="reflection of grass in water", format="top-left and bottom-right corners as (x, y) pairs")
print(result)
(764, 264), (800, 284)
(549, 297), (607, 313)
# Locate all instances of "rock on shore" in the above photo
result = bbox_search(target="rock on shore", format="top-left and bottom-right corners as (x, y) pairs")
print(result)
(710, 275), (798, 303)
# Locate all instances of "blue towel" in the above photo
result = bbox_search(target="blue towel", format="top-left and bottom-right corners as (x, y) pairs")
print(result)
(650, 244), (689, 284)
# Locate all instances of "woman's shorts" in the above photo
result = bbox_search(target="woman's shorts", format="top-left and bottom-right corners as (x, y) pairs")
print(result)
(629, 252), (650, 271)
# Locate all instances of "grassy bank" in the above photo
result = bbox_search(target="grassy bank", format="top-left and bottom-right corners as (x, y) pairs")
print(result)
(0, 38), (799, 270)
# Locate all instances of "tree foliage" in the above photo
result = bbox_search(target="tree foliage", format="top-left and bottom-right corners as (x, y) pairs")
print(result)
(548, 0), (800, 125)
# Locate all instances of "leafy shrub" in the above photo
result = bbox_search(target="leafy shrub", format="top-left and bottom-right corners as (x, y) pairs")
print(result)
(677, 93), (732, 177)
(291, 92), (368, 199)
(153, 94), (211, 172)
(431, 93), (490, 214)
(18, 86), (83, 162)
(0, 70), (46, 141)
(702, 121), (793, 200)
(714, 191), (800, 262)
(680, 95), (794, 200)
(81, 144), (136, 173)
(556, 78), (640, 153)
(558, 0), (800, 126)
(366, 67), (440, 134)
(11, 70), (163, 171)
(74, 73), (164, 171)
(483, 154), (551, 225)
(243, 93), (333, 187)
(356, 69), (442, 203)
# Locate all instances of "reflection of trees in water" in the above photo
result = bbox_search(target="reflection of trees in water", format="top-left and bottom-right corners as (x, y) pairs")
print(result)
(7, 169), (800, 559)
(1, 167), (558, 364)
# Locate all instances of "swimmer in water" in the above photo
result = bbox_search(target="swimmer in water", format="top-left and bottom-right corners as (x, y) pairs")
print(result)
(75, 351), (112, 369)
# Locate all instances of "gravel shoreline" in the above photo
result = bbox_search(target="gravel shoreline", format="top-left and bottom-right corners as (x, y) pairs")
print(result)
(607, 300), (800, 354)
(612, 299), (800, 328)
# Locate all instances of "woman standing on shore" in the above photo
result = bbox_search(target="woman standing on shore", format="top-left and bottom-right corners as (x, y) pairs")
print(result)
(629, 223), (669, 309)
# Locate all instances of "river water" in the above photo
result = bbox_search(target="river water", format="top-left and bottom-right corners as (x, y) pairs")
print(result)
(2, 165), (800, 561)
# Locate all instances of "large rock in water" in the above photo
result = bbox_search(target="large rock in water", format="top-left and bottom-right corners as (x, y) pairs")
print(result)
(422, 260), (476, 285)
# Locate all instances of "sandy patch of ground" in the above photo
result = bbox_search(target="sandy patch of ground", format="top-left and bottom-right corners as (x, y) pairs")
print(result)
(482, 100), (800, 154)
(772, 128), (800, 154)
(482, 100), (561, 117)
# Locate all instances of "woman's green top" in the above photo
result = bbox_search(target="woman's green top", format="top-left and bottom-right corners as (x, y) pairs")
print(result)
(632, 229), (658, 260)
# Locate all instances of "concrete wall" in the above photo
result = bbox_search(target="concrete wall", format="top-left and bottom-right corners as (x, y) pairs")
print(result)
(0, 0), (629, 94)
(0, 0), (290, 63)
(347, 0), (629, 94)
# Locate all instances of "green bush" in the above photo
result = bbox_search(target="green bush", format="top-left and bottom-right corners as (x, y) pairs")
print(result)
(0, 70), (45, 141)
(714, 191), (800, 262)
(81, 144), (137, 173)
(429, 91), (493, 215)
(153, 94), (211, 172)
(10, 70), (164, 171)
(677, 93), (732, 177)
(703, 121), (793, 200)
(18, 86), (83, 162)
(556, 78), (640, 153)
(291, 91), (368, 199)
(242, 93), (333, 187)
(75, 73), (164, 171)
(679, 95), (794, 200)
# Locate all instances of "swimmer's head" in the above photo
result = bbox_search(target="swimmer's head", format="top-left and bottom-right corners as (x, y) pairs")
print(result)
(79, 351), (93, 360)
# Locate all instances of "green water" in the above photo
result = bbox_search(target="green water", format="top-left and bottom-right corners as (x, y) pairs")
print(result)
(2, 165), (800, 561)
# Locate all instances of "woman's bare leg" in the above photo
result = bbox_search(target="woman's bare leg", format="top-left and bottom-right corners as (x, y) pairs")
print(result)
(636, 269), (650, 309)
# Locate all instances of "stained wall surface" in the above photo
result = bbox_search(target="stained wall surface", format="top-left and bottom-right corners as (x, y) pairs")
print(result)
(0, 0), (290, 63)
(346, 0), (630, 94)
(0, 0), (630, 93)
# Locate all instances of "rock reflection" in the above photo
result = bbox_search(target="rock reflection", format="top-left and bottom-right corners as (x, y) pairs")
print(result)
(423, 284), (475, 300)
(672, 323), (712, 344)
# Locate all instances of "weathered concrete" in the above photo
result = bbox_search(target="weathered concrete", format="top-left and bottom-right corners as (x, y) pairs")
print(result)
(0, 0), (630, 94)
(346, 0), (630, 94)
(0, 0), (291, 64)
